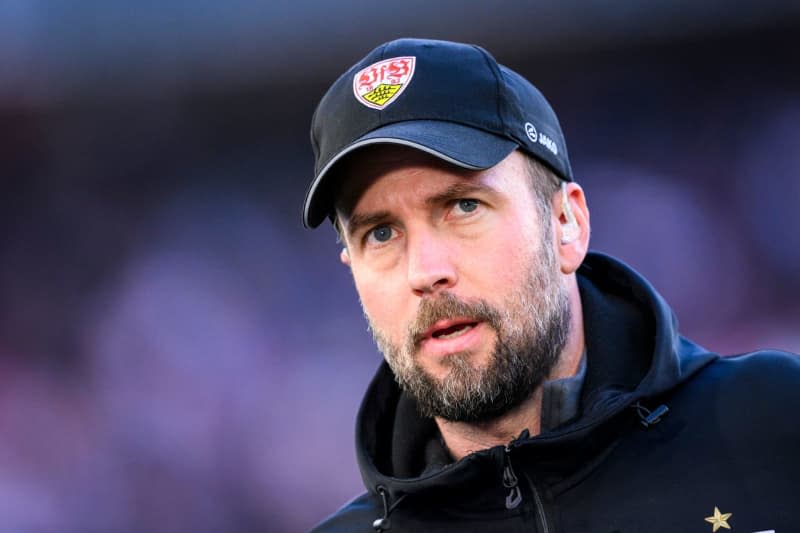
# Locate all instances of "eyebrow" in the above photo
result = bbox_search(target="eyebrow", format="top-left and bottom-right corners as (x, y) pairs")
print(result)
(343, 181), (498, 242)
(423, 182), (497, 207)
(343, 210), (393, 242)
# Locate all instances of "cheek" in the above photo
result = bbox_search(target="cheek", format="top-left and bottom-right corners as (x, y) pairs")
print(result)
(462, 226), (534, 287)
(352, 268), (407, 333)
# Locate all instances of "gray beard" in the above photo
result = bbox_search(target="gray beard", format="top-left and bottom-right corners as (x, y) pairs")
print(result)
(368, 251), (571, 423)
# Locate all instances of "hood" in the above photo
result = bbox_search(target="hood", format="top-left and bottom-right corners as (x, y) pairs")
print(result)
(353, 252), (718, 502)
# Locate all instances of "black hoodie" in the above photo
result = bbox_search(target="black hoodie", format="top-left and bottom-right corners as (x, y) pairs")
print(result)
(313, 253), (800, 533)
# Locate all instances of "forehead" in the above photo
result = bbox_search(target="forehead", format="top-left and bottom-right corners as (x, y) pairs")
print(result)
(333, 146), (528, 218)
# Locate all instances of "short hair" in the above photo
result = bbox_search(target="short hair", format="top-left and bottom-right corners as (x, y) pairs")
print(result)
(523, 154), (562, 221)
(333, 213), (345, 244)
(332, 152), (563, 244)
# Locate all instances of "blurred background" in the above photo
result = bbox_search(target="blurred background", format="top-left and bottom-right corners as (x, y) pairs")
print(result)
(1, 1), (799, 531)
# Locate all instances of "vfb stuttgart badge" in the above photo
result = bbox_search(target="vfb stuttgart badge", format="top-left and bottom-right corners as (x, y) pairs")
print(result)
(353, 56), (416, 110)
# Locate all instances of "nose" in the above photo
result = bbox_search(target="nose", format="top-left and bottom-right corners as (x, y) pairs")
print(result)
(407, 229), (457, 296)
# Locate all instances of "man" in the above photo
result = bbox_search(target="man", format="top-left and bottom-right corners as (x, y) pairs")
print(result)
(302, 38), (799, 532)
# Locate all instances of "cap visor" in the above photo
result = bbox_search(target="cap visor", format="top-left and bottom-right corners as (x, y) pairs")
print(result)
(303, 120), (518, 228)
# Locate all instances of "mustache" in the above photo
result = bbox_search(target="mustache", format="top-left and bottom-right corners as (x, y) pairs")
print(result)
(406, 292), (501, 350)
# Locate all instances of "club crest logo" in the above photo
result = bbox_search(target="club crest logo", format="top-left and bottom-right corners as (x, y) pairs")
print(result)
(353, 56), (416, 110)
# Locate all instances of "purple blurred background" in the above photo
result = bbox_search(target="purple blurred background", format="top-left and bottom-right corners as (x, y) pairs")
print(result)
(1, 2), (799, 531)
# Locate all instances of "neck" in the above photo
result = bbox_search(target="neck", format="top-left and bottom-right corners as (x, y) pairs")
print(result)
(436, 277), (585, 461)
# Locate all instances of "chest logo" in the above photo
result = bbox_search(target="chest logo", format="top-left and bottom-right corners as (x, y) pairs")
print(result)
(353, 56), (416, 110)
(705, 506), (732, 532)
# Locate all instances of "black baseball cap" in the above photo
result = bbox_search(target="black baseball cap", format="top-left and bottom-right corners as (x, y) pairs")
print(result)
(303, 38), (573, 228)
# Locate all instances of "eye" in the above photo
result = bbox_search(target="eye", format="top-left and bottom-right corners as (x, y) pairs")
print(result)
(366, 224), (394, 244)
(455, 198), (480, 214)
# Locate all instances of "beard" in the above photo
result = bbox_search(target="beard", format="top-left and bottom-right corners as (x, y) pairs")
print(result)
(367, 238), (571, 424)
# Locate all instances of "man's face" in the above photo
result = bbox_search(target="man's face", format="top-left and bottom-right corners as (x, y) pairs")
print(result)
(336, 147), (570, 423)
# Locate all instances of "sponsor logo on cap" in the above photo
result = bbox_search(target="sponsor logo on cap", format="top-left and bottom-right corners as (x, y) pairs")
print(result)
(524, 122), (538, 143)
(524, 122), (558, 156)
(353, 57), (416, 110)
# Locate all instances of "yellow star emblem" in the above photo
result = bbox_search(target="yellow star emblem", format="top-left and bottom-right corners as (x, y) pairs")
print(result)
(704, 506), (732, 532)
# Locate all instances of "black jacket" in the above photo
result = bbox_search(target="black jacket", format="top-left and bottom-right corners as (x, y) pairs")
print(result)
(313, 253), (800, 532)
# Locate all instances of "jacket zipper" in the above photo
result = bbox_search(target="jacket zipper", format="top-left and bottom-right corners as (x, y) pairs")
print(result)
(502, 445), (522, 509)
(528, 475), (550, 533)
(503, 445), (551, 533)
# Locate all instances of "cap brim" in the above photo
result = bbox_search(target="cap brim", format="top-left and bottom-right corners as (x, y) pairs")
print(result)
(303, 120), (519, 228)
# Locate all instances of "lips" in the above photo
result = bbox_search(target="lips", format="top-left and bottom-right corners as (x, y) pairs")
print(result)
(409, 293), (495, 358)
(430, 321), (478, 339)
(421, 318), (478, 340)
(414, 318), (486, 357)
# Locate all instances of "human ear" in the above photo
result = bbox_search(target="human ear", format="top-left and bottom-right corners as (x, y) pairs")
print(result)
(340, 247), (351, 267)
(555, 182), (590, 274)
(559, 183), (580, 245)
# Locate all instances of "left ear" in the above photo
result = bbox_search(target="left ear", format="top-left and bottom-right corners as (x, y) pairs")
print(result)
(340, 246), (351, 267)
(552, 182), (590, 274)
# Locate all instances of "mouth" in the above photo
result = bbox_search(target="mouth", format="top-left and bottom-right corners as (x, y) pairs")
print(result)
(431, 322), (477, 339)
(415, 318), (486, 358)
(420, 318), (481, 343)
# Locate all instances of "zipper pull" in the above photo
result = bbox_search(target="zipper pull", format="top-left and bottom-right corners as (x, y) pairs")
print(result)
(633, 402), (669, 428)
(503, 446), (522, 510)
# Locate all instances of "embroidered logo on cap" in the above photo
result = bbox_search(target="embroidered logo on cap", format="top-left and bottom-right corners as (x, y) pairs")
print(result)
(524, 121), (559, 156)
(524, 122), (538, 143)
(353, 56), (416, 110)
